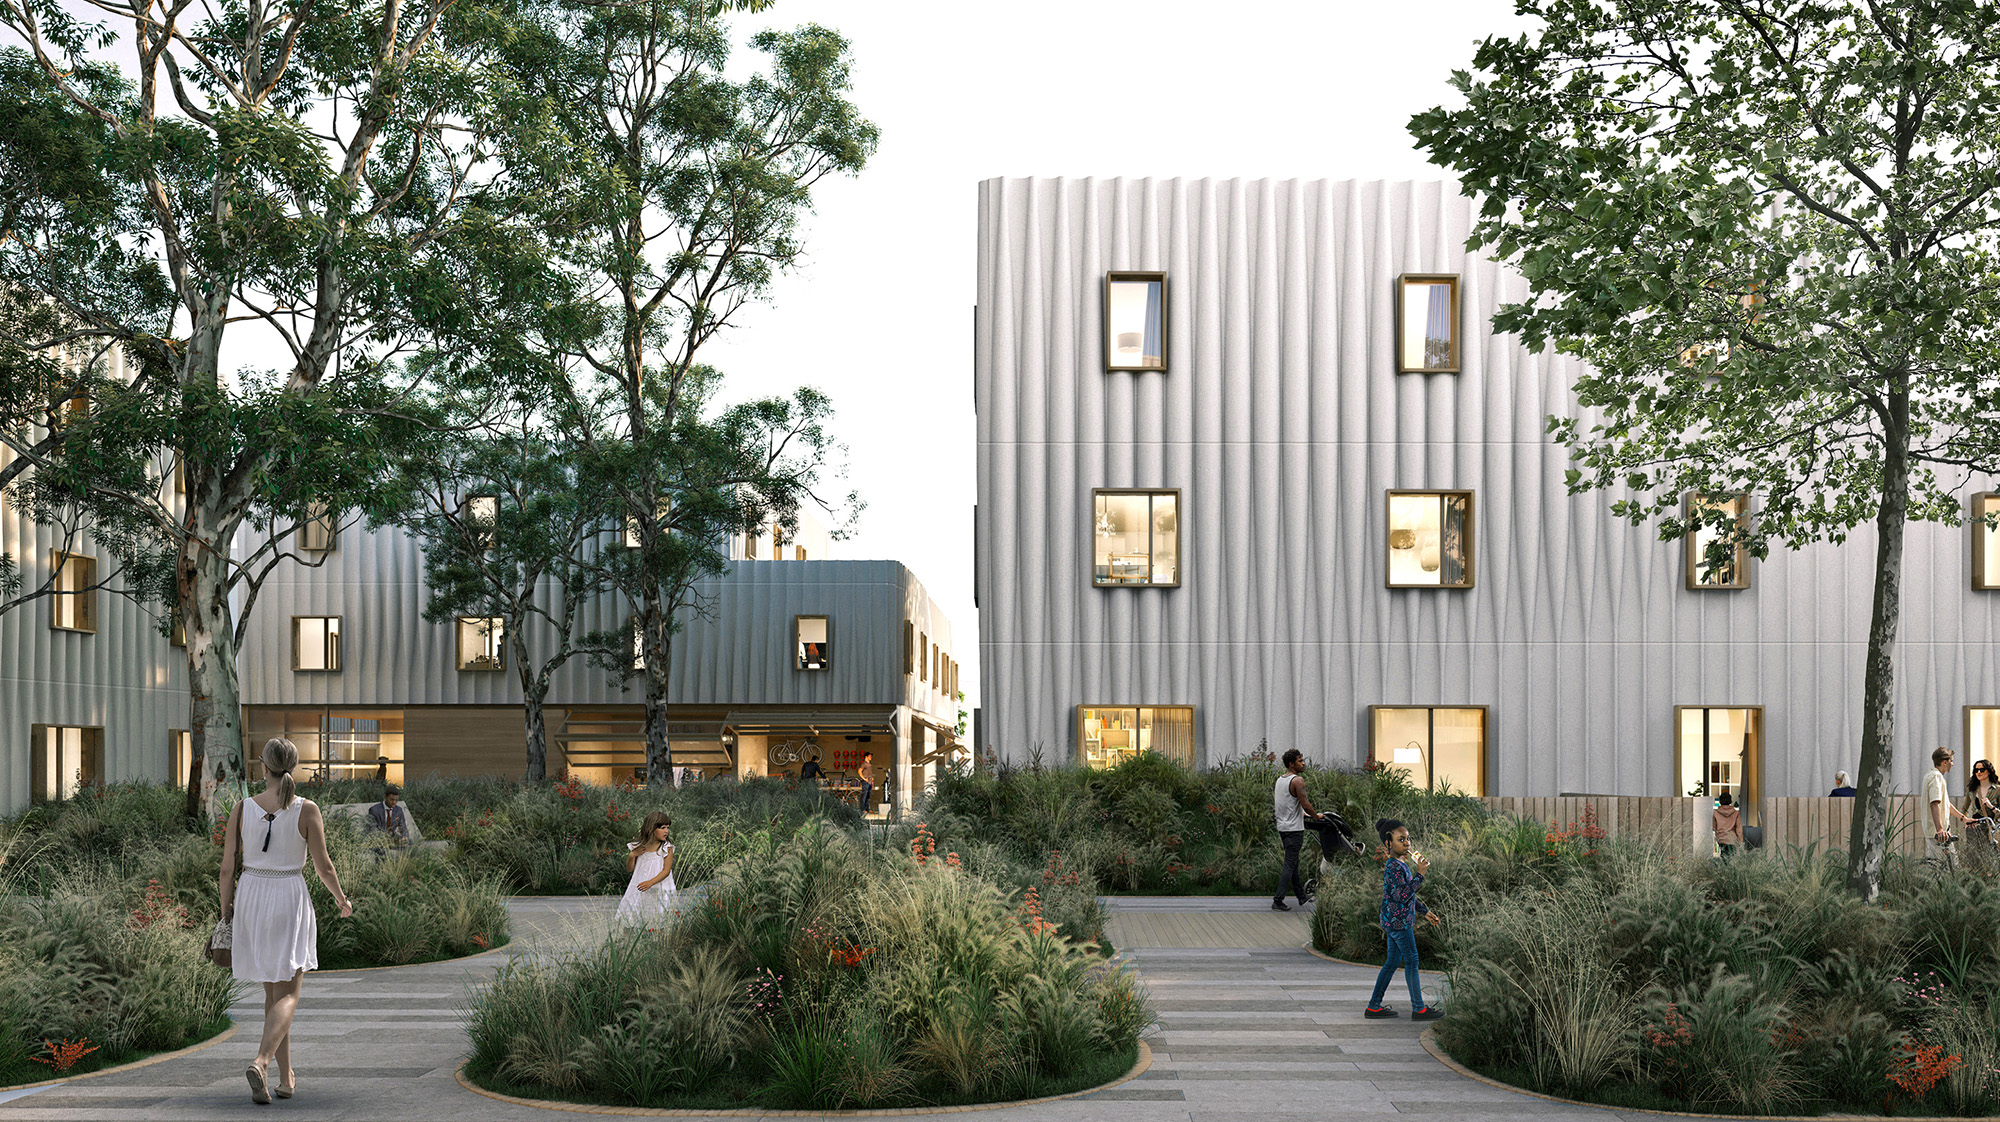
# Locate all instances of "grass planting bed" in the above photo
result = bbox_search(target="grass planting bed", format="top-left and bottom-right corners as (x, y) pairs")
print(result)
(1309, 809), (2000, 1117)
(463, 820), (1153, 1112)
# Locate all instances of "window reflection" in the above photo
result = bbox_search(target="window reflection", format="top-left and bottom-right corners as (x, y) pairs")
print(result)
(1105, 274), (1165, 371)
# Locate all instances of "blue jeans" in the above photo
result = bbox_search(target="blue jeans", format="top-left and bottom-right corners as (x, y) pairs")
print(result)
(1369, 926), (1426, 1010)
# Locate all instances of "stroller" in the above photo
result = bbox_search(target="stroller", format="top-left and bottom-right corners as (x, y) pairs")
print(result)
(1302, 809), (1367, 898)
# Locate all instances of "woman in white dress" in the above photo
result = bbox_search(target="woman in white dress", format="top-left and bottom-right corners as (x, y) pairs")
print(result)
(218, 737), (354, 1104)
(615, 812), (676, 928)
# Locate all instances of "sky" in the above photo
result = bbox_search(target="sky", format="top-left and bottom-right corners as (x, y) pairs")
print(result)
(701, 0), (1538, 711)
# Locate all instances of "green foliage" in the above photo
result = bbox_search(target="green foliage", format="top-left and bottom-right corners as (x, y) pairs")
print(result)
(463, 817), (1149, 1110)
(921, 757), (1484, 898)
(1416, 813), (2000, 1115)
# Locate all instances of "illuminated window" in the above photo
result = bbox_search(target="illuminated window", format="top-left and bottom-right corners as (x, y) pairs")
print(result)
(1370, 706), (1487, 795)
(919, 631), (927, 681)
(1386, 491), (1473, 589)
(456, 616), (505, 670)
(1396, 274), (1460, 373)
(298, 503), (337, 554)
(1969, 707), (2000, 769)
(463, 495), (499, 548)
(49, 551), (97, 632)
(245, 710), (406, 786)
(293, 616), (342, 671)
(1676, 706), (1762, 821)
(1686, 493), (1750, 590)
(28, 724), (103, 802)
(1974, 494), (2000, 591)
(1093, 489), (1179, 586)
(796, 615), (830, 671)
(1104, 273), (1166, 372)
(1077, 705), (1194, 768)
(171, 729), (192, 789)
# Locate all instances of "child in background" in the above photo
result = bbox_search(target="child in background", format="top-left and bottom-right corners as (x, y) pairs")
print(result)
(616, 812), (676, 929)
(1712, 792), (1744, 858)
(1364, 818), (1444, 1021)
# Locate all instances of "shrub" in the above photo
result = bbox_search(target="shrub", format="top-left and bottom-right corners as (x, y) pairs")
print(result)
(464, 815), (1151, 1110)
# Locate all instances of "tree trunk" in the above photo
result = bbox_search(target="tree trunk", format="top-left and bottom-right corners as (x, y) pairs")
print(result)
(181, 502), (248, 822)
(641, 594), (674, 788)
(1846, 391), (1911, 901)
(516, 626), (549, 782)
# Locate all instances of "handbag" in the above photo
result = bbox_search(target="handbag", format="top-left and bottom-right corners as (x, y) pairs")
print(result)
(205, 919), (233, 969)
(206, 800), (243, 969)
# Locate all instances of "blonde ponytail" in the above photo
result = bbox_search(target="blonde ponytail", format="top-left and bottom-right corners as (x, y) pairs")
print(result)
(262, 737), (300, 809)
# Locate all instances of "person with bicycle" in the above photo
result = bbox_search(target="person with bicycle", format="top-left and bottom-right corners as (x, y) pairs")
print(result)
(1927, 746), (1978, 873)
(1964, 758), (1999, 871)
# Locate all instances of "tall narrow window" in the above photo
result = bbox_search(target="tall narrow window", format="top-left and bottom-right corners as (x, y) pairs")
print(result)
(1370, 706), (1488, 795)
(1675, 706), (1762, 822)
(1685, 493), (1750, 590)
(298, 503), (337, 554)
(743, 529), (758, 559)
(904, 621), (915, 674)
(464, 495), (499, 548)
(1104, 272), (1166, 372)
(49, 551), (98, 632)
(456, 616), (506, 670)
(1076, 705), (1195, 768)
(772, 525), (784, 561)
(171, 729), (193, 789)
(919, 632), (928, 682)
(1386, 491), (1474, 588)
(1092, 489), (1180, 586)
(1973, 493), (2000, 590)
(169, 608), (185, 647)
(293, 616), (342, 671)
(795, 615), (830, 671)
(29, 724), (103, 802)
(1396, 274), (1461, 373)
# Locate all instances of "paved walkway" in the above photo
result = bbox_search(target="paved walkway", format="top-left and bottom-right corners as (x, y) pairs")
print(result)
(0, 897), (1636, 1121)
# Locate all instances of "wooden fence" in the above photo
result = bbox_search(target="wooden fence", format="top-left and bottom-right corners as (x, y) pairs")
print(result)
(1479, 795), (1930, 859)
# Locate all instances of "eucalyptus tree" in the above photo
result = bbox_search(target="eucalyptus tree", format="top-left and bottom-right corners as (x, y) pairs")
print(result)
(386, 390), (621, 783)
(0, 0), (561, 813)
(517, 0), (875, 785)
(1410, 0), (2000, 897)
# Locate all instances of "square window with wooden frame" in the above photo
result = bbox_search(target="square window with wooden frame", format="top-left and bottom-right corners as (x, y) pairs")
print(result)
(796, 615), (830, 671)
(1973, 493), (2000, 591)
(1396, 274), (1461, 373)
(293, 615), (342, 671)
(49, 551), (98, 632)
(28, 724), (104, 803)
(1370, 706), (1488, 796)
(1104, 272), (1166, 372)
(297, 503), (337, 554)
(1093, 489), (1180, 587)
(1385, 491), (1474, 588)
(456, 616), (505, 671)
(1685, 493), (1751, 590)
(1076, 705), (1195, 769)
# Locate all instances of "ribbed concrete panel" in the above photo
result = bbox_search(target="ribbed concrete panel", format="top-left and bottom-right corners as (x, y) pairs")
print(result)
(237, 525), (958, 724)
(0, 453), (189, 814)
(975, 176), (2000, 797)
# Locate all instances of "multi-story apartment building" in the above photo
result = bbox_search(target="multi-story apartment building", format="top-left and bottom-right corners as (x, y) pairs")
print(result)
(4, 476), (962, 816)
(973, 177), (2000, 807)
(0, 345), (193, 813)
(230, 508), (961, 817)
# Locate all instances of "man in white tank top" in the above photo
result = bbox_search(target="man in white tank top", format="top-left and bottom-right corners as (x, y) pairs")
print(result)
(1272, 749), (1319, 911)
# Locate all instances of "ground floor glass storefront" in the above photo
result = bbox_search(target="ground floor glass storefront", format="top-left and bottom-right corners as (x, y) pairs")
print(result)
(244, 708), (406, 786)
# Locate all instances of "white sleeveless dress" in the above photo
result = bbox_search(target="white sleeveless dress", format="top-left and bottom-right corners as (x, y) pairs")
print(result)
(615, 843), (676, 928)
(233, 796), (319, 982)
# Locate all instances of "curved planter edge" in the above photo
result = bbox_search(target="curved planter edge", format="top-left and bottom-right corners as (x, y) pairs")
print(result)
(1301, 941), (1446, 976)
(0, 1022), (239, 1094)
(1418, 1028), (1991, 1121)
(452, 1039), (1153, 1116)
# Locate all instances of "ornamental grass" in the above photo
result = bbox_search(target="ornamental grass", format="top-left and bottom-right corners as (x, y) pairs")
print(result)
(463, 818), (1152, 1110)
(1331, 811), (2000, 1116)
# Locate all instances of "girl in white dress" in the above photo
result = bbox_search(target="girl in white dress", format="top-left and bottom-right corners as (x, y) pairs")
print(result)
(615, 812), (676, 928)
(218, 737), (354, 1104)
